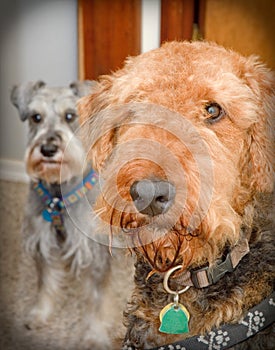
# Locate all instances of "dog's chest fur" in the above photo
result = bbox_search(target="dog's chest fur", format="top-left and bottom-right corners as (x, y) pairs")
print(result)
(23, 177), (108, 276)
(123, 227), (274, 349)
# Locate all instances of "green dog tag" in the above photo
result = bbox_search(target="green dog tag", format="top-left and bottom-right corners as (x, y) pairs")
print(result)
(159, 302), (190, 334)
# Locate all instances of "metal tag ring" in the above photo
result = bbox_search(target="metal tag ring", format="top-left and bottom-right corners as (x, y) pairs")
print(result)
(163, 265), (190, 295)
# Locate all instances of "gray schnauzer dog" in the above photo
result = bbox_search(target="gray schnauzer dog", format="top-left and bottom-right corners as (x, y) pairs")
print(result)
(11, 81), (134, 349)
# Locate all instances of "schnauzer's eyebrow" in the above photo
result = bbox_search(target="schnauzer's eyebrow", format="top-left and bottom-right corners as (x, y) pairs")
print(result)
(54, 103), (77, 115)
(28, 100), (48, 111)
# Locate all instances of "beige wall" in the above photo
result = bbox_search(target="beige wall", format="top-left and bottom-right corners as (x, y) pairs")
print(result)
(204, 0), (275, 69)
(0, 0), (78, 165)
(0, 0), (78, 181)
(0, 0), (162, 181)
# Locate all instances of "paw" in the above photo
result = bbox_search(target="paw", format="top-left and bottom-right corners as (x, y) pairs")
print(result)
(82, 329), (112, 350)
(82, 338), (111, 350)
(24, 305), (52, 330)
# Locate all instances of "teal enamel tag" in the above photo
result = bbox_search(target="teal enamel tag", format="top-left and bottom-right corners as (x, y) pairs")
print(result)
(160, 265), (191, 335)
(159, 302), (190, 334)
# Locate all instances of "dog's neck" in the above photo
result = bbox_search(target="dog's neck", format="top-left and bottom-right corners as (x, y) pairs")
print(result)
(35, 166), (93, 198)
(135, 191), (274, 291)
(251, 192), (274, 237)
(40, 182), (62, 198)
(31, 166), (98, 243)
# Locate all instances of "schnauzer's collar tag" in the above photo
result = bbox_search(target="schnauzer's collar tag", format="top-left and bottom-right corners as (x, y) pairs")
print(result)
(42, 209), (52, 222)
(42, 197), (64, 222)
(42, 209), (61, 222)
(159, 302), (189, 334)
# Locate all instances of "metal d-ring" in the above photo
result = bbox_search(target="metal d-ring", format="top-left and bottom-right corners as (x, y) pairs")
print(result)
(163, 265), (190, 296)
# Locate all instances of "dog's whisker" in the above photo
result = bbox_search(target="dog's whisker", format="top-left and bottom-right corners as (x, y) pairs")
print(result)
(93, 206), (107, 219)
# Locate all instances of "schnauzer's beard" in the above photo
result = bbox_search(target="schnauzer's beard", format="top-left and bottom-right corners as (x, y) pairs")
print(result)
(25, 135), (87, 184)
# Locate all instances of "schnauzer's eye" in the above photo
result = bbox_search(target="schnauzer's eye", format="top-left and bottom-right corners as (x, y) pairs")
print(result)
(31, 114), (42, 123)
(64, 112), (77, 123)
(205, 103), (225, 124)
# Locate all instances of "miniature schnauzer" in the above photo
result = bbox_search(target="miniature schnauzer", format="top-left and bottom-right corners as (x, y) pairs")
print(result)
(11, 81), (134, 349)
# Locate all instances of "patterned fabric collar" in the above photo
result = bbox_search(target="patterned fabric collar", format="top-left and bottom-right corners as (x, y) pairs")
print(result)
(33, 169), (98, 239)
(147, 291), (275, 350)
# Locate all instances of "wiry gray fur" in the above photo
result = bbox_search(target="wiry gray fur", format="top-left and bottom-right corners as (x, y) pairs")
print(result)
(11, 81), (134, 349)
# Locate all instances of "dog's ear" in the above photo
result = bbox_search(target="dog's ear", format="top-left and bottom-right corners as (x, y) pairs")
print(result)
(77, 77), (118, 172)
(78, 92), (118, 172)
(78, 79), (135, 172)
(82, 124), (116, 173)
(10, 80), (45, 121)
(69, 80), (97, 97)
(244, 57), (275, 193)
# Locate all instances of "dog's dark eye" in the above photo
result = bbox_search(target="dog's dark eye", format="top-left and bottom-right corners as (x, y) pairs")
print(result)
(31, 114), (42, 123)
(205, 103), (225, 124)
(64, 112), (76, 123)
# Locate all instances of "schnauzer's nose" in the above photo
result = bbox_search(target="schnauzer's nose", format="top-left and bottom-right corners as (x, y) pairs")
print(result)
(40, 143), (58, 157)
(130, 180), (176, 216)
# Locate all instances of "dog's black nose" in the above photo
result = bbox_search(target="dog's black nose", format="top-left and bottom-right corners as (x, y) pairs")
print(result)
(130, 180), (176, 216)
(40, 143), (58, 157)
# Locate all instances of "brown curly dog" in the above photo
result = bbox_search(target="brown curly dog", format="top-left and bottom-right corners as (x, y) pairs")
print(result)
(78, 41), (275, 349)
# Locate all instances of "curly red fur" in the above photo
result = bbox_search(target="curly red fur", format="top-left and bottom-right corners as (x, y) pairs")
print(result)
(79, 41), (274, 348)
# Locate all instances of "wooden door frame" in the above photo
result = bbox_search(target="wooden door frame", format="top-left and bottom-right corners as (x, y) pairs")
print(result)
(78, 0), (141, 80)
(78, 0), (205, 80)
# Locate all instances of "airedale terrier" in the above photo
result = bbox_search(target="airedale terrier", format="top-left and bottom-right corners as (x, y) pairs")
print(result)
(79, 41), (275, 349)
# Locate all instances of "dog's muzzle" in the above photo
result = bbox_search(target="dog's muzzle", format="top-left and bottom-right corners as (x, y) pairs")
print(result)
(130, 180), (176, 216)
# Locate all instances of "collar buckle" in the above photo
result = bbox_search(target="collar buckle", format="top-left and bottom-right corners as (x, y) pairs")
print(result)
(190, 250), (235, 288)
(207, 253), (233, 285)
(164, 239), (249, 288)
